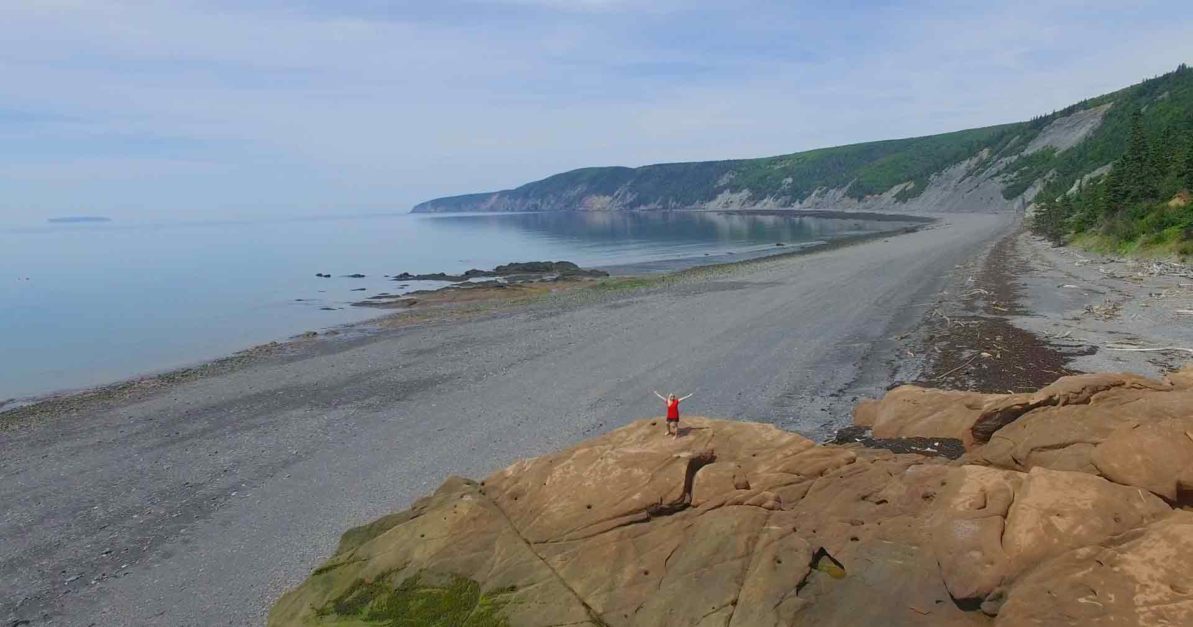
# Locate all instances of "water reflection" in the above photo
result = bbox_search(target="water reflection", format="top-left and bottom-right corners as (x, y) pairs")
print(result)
(0, 210), (915, 400)
(421, 211), (909, 267)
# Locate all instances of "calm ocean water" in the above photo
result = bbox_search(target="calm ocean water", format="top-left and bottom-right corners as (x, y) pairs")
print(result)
(0, 211), (912, 401)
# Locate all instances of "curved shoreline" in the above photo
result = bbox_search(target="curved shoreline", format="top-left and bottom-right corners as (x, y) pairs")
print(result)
(709, 207), (937, 222)
(2, 212), (1011, 626)
(0, 215), (931, 424)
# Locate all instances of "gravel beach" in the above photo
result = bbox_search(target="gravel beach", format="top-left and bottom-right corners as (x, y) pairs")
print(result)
(1011, 233), (1193, 377)
(1, 212), (1014, 626)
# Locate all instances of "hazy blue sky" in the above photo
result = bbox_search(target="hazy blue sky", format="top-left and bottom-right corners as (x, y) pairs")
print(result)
(2, 1), (1191, 222)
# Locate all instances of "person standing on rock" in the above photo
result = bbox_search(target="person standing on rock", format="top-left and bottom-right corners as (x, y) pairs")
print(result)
(654, 391), (693, 437)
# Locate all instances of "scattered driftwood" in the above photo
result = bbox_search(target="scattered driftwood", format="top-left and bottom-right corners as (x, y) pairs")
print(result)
(1084, 300), (1123, 320)
(933, 353), (983, 380)
(1104, 344), (1193, 355)
(1128, 260), (1193, 279)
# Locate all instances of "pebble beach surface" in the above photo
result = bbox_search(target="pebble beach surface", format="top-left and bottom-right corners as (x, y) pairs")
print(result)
(1, 212), (1014, 626)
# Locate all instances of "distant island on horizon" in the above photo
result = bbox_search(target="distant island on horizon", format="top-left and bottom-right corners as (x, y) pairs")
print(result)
(47, 216), (112, 223)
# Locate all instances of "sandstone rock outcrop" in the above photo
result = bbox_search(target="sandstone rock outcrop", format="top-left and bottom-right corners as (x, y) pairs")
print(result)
(856, 368), (1185, 450)
(271, 366), (1193, 626)
(996, 511), (1193, 625)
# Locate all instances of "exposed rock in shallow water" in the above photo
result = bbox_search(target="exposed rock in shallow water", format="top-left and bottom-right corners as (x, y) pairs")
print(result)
(271, 366), (1193, 626)
(392, 261), (609, 282)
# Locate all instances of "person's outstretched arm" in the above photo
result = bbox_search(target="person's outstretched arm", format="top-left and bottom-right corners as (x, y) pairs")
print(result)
(653, 391), (666, 401)
(679, 393), (694, 401)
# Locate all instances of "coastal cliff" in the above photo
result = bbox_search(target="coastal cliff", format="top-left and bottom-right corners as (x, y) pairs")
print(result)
(413, 66), (1192, 216)
(271, 365), (1193, 626)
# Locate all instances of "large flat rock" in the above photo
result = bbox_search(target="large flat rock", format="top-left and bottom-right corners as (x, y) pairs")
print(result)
(272, 367), (1193, 626)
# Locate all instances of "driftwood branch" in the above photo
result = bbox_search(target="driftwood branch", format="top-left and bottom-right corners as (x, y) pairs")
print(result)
(934, 354), (982, 380)
(1104, 344), (1193, 354)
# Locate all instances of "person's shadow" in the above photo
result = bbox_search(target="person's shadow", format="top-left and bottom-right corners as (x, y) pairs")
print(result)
(676, 425), (710, 438)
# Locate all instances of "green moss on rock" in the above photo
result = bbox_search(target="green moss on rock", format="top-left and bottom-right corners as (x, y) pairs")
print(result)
(313, 571), (512, 627)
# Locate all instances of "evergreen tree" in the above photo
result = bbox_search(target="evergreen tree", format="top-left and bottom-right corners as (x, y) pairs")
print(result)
(1183, 140), (1193, 191)
(1104, 164), (1127, 215)
(1150, 126), (1175, 181)
(1031, 194), (1074, 245)
(1121, 110), (1152, 202)
(1026, 66), (1193, 254)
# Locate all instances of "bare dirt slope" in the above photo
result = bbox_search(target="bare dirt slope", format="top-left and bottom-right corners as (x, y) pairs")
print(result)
(0, 213), (1012, 626)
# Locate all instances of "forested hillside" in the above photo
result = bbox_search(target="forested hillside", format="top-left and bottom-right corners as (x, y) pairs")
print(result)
(414, 65), (1193, 252)
(1031, 64), (1193, 255)
(415, 124), (1015, 212)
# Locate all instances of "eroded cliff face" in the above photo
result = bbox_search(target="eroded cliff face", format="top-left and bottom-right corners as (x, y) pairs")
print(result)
(271, 364), (1193, 627)
(412, 105), (1112, 215)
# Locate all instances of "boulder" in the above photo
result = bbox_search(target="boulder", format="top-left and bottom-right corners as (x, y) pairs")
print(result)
(997, 511), (1193, 626)
(971, 383), (1193, 501)
(1091, 412), (1193, 501)
(1000, 467), (1169, 577)
(853, 386), (996, 445)
(857, 371), (1177, 450)
(973, 402), (1134, 474)
(973, 372), (1171, 442)
(931, 464), (1168, 609)
(932, 465), (1020, 602)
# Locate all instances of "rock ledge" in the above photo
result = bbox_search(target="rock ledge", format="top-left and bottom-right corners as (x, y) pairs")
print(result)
(271, 366), (1193, 626)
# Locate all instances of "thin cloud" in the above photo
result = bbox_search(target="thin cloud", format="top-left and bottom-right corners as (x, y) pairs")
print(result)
(484, 0), (634, 9)
(0, 1), (1189, 222)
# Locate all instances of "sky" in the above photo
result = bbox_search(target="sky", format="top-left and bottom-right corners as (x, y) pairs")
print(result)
(2, 0), (1192, 223)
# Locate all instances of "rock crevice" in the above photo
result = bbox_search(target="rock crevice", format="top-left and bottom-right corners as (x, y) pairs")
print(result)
(272, 365), (1193, 626)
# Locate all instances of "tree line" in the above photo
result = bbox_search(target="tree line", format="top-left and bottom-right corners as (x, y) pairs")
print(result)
(1032, 64), (1193, 256)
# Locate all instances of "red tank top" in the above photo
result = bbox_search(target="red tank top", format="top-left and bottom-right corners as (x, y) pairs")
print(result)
(667, 398), (680, 419)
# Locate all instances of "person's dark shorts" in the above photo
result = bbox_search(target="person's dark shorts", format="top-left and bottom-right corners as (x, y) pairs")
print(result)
(666, 416), (679, 422)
